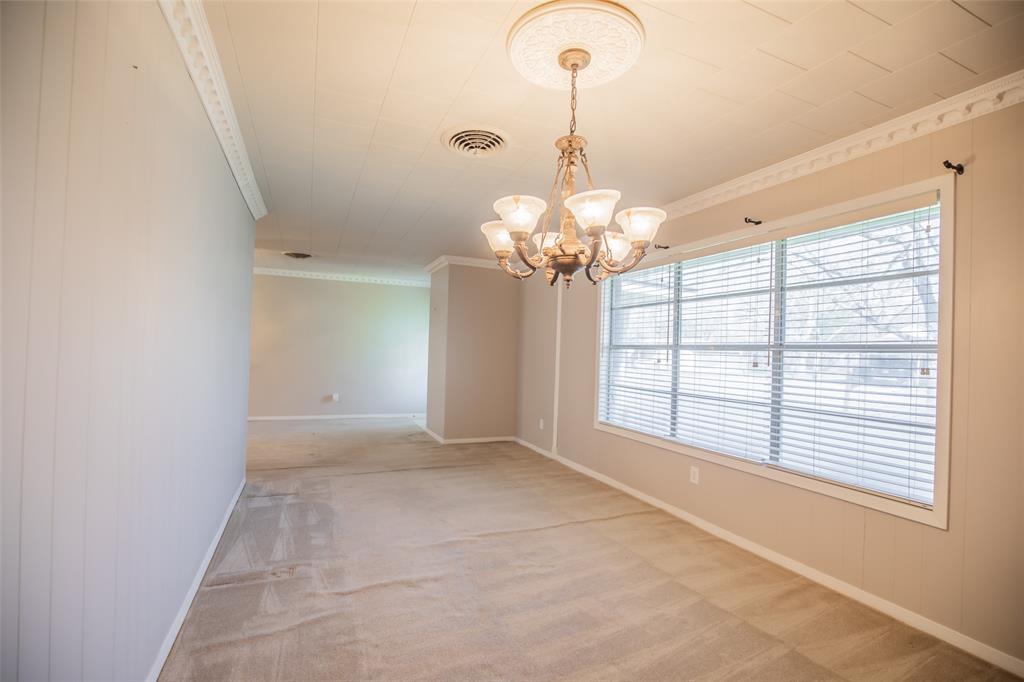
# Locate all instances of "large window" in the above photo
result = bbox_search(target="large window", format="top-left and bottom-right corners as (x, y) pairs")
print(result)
(599, 197), (949, 517)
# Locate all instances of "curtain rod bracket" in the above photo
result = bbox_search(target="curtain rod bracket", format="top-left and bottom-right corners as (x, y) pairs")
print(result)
(943, 160), (964, 175)
(744, 217), (763, 226)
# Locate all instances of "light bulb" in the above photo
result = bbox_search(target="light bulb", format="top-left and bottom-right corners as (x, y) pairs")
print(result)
(480, 220), (514, 254)
(564, 189), (621, 230)
(603, 231), (633, 263)
(615, 207), (667, 246)
(532, 232), (559, 252)
(493, 195), (546, 235)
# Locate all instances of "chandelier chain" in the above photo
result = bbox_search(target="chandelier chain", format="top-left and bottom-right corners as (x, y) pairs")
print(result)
(569, 65), (578, 136)
(580, 150), (595, 190)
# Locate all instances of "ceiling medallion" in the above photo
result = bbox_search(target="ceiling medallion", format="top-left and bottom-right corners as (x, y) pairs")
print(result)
(480, 1), (663, 289)
(507, 0), (645, 89)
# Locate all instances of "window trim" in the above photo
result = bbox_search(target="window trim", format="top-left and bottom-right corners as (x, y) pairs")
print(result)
(593, 175), (955, 529)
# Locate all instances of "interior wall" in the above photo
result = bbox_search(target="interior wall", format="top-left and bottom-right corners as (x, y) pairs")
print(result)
(516, 274), (558, 452)
(1, 3), (254, 680)
(444, 265), (520, 439)
(426, 267), (450, 436)
(521, 103), (1024, 663)
(426, 264), (520, 440)
(248, 275), (429, 418)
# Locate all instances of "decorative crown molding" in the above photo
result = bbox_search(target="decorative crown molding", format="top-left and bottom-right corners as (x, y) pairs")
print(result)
(662, 68), (1024, 220)
(253, 267), (429, 288)
(159, 0), (268, 221)
(425, 255), (498, 274)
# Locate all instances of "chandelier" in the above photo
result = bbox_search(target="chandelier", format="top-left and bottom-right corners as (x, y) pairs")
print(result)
(479, 1), (666, 288)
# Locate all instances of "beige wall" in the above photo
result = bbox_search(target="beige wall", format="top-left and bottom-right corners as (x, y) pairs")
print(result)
(248, 275), (428, 417)
(516, 274), (559, 452)
(520, 103), (1024, 662)
(2, 3), (254, 680)
(426, 268), (450, 435)
(426, 264), (520, 440)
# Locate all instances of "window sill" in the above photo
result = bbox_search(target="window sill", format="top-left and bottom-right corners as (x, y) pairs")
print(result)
(593, 419), (948, 529)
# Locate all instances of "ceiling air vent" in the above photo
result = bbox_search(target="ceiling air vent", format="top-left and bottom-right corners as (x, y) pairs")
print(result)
(444, 128), (506, 158)
(282, 251), (312, 259)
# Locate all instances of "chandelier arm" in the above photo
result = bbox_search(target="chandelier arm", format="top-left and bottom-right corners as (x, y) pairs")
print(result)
(597, 246), (647, 274)
(583, 232), (605, 283)
(498, 254), (536, 279)
(513, 240), (544, 270)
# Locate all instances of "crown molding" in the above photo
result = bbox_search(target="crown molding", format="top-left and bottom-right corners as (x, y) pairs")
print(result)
(425, 255), (498, 274)
(159, 0), (268, 221)
(662, 68), (1024, 220)
(253, 267), (429, 288)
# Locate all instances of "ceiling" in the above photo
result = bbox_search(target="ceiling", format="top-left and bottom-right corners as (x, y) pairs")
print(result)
(206, 0), (1024, 282)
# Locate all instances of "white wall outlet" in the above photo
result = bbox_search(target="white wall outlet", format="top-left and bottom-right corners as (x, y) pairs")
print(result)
(689, 465), (700, 485)
(539, 418), (545, 430)
(331, 392), (340, 402)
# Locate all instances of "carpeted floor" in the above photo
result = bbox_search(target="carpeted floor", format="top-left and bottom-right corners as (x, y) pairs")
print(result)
(160, 418), (1016, 681)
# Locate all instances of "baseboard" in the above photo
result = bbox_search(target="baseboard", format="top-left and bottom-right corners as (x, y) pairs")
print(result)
(513, 437), (552, 457)
(421, 425), (444, 444)
(442, 435), (517, 444)
(248, 413), (425, 421)
(146, 477), (246, 682)
(522, 445), (1024, 678)
(413, 420), (517, 445)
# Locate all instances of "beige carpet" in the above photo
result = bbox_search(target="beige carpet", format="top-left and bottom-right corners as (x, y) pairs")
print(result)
(160, 418), (1016, 681)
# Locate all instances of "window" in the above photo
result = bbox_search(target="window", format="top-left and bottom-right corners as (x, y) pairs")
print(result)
(598, 189), (951, 522)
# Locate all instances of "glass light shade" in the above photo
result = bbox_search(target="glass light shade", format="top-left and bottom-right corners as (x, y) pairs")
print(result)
(615, 207), (667, 245)
(480, 220), (514, 254)
(532, 232), (559, 251)
(564, 189), (621, 230)
(493, 195), (546, 234)
(603, 231), (633, 263)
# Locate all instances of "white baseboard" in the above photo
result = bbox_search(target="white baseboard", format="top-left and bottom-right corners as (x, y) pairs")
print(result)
(513, 437), (552, 457)
(146, 477), (246, 682)
(248, 413), (424, 421)
(413, 420), (517, 445)
(422, 426), (444, 444)
(442, 435), (517, 444)
(516, 442), (1024, 678)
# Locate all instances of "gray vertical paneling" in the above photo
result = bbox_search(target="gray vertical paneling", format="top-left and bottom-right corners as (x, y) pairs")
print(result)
(49, 3), (107, 679)
(961, 103), (1024, 656)
(18, 3), (77, 678)
(1, 1), (254, 679)
(1, 3), (46, 679)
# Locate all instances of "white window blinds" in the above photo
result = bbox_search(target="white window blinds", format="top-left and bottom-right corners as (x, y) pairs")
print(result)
(599, 203), (942, 507)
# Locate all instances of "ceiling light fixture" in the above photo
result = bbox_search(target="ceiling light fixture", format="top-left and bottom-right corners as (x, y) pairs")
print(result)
(481, 0), (664, 288)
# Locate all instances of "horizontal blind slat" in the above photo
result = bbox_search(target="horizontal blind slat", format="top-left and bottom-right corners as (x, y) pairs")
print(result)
(599, 204), (941, 507)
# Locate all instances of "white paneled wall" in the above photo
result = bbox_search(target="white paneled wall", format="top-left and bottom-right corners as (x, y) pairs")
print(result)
(1, 2), (254, 680)
(536, 104), (1024, 667)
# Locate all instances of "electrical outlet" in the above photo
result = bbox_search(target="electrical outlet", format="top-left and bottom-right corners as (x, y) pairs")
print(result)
(689, 465), (700, 485)
(539, 418), (545, 430)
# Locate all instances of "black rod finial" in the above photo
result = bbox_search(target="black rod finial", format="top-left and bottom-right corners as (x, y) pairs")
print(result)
(744, 217), (763, 226)
(943, 160), (964, 175)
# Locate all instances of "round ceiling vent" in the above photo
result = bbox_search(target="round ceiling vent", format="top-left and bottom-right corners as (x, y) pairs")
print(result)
(444, 128), (506, 158)
(282, 251), (312, 259)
